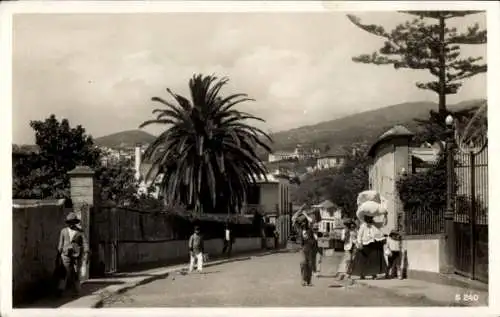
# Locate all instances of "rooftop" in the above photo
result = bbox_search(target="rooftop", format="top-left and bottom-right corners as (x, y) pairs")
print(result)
(368, 125), (414, 157)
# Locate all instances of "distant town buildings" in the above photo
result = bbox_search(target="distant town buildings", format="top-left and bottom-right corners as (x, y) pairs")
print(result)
(268, 144), (320, 162)
(315, 148), (348, 170)
(267, 144), (351, 173)
(100, 144), (149, 168)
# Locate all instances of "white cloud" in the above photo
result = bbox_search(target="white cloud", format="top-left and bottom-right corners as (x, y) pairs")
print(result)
(12, 12), (487, 143)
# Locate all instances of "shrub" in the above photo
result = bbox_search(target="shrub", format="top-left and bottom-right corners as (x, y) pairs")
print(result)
(396, 154), (452, 210)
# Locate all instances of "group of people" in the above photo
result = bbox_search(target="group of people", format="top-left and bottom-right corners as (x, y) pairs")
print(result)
(187, 222), (281, 273)
(53, 215), (234, 296)
(187, 222), (238, 273)
(54, 191), (402, 295)
(297, 190), (404, 287)
(337, 216), (403, 282)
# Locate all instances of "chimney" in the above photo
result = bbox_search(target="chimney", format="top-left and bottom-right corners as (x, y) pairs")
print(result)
(135, 143), (141, 181)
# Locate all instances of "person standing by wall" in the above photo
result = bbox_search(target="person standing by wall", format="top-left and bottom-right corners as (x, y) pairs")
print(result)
(222, 223), (233, 258)
(188, 226), (204, 273)
(57, 212), (89, 296)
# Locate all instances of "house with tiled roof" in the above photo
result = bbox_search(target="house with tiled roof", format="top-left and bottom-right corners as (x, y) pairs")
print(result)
(315, 147), (348, 170)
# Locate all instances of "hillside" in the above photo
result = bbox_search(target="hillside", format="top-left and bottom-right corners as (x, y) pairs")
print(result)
(94, 130), (156, 148)
(93, 99), (484, 152)
(268, 99), (485, 152)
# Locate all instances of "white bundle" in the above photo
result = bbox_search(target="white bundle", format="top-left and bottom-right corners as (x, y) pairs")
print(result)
(356, 200), (388, 221)
(357, 190), (381, 206)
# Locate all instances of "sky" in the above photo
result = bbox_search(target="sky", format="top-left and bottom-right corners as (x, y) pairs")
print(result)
(12, 11), (486, 144)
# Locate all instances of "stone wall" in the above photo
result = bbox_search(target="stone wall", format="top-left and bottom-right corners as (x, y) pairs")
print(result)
(92, 204), (264, 272)
(116, 237), (262, 269)
(403, 234), (447, 273)
(12, 199), (71, 305)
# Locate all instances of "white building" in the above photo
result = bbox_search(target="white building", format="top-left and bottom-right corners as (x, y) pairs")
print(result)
(315, 149), (348, 170)
(268, 144), (320, 162)
(311, 200), (343, 234)
(242, 173), (291, 218)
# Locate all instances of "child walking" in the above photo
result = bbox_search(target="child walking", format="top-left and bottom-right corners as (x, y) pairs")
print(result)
(384, 230), (403, 279)
(338, 218), (357, 281)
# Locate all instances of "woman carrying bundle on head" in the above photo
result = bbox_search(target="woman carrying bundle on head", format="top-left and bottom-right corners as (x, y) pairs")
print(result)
(351, 191), (388, 280)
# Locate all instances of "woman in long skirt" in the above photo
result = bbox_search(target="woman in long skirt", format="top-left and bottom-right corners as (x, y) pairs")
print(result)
(351, 215), (387, 279)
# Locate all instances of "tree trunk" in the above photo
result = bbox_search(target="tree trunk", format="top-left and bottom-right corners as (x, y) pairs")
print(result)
(438, 15), (447, 114)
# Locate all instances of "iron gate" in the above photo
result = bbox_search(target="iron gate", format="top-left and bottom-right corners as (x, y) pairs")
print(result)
(453, 144), (488, 283)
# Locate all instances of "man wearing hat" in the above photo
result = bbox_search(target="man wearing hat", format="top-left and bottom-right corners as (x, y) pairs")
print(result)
(57, 212), (89, 295)
(188, 226), (204, 273)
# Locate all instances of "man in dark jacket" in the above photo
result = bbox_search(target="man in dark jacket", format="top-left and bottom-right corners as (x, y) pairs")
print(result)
(57, 212), (89, 295)
(188, 226), (204, 273)
(300, 226), (318, 286)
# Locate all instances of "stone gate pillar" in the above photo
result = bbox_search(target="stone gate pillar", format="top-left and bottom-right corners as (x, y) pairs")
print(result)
(367, 125), (413, 233)
(68, 165), (98, 281)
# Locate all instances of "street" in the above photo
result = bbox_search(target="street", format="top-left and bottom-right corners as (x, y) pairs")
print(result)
(103, 252), (435, 307)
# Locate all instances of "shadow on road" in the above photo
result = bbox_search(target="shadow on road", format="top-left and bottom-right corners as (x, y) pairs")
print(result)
(111, 272), (164, 278)
(17, 280), (126, 308)
(199, 270), (221, 275)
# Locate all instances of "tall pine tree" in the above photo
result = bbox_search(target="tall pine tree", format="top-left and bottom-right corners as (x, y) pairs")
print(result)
(347, 11), (486, 114)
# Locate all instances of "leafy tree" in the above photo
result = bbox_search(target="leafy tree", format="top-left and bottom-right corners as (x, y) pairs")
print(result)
(396, 154), (449, 211)
(398, 104), (487, 213)
(96, 164), (139, 205)
(291, 144), (370, 218)
(323, 144), (331, 154)
(290, 168), (332, 205)
(139, 74), (272, 214)
(348, 11), (486, 114)
(13, 115), (101, 199)
(412, 104), (480, 146)
(328, 144), (371, 216)
(12, 115), (149, 207)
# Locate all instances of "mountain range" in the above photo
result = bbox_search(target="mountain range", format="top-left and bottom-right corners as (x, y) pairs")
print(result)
(94, 99), (485, 151)
(267, 99), (485, 152)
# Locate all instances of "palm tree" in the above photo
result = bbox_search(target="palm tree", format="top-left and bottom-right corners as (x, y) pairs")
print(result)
(139, 74), (272, 214)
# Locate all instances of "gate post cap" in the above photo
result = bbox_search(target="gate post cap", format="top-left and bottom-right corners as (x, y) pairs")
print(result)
(68, 165), (95, 176)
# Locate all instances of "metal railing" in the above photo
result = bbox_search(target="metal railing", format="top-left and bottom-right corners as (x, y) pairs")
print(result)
(403, 205), (445, 235)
